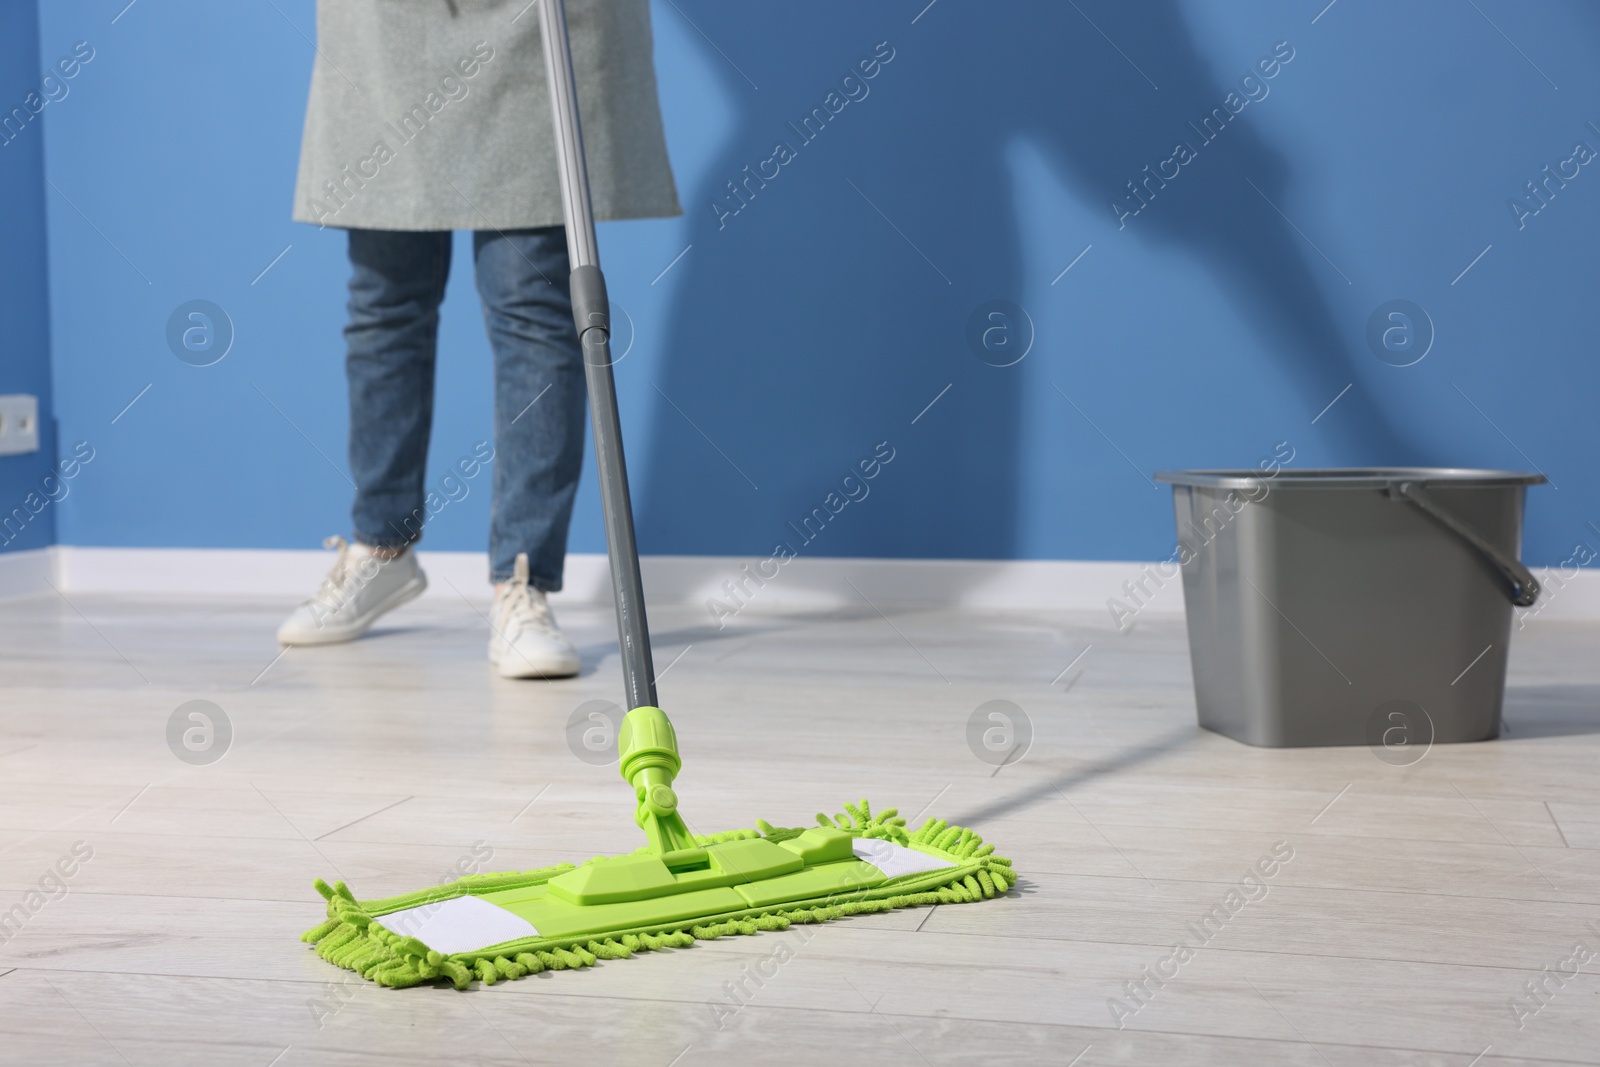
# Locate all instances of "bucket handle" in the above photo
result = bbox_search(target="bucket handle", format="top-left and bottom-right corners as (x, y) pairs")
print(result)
(1388, 481), (1540, 607)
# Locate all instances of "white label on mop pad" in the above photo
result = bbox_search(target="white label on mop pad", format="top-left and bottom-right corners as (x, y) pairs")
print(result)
(375, 895), (538, 955)
(851, 838), (957, 880)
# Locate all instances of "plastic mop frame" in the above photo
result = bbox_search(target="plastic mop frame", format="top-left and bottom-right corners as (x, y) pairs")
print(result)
(301, 0), (1012, 988)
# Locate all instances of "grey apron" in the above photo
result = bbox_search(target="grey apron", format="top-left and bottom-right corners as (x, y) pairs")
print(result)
(292, 0), (680, 231)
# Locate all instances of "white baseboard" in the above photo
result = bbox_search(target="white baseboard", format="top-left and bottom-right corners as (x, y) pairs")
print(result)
(0, 547), (54, 599)
(40, 545), (1174, 615)
(12, 546), (1600, 622)
(618, 555), (1177, 616)
(1514, 567), (1600, 628)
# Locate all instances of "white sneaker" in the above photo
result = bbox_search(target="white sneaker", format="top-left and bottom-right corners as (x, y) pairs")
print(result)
(276, 536), (428, 646)
(488, 553), (580, 678)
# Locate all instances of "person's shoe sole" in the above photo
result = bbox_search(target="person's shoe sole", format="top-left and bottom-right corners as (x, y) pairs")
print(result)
(492, 651), (581, 680)
(276, 573), (428, 647)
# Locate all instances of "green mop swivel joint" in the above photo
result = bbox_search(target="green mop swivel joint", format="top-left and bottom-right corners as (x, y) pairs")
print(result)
(618, 707), (697, 856)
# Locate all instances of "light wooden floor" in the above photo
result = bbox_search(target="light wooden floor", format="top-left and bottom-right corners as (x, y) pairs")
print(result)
(1, 590), (1598, 1066)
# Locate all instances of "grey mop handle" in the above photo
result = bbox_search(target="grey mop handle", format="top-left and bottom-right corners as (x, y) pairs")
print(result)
(537, 0), (658, 711)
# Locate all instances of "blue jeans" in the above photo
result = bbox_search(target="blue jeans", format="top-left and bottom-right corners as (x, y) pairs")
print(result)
(344, 227), (585, 589)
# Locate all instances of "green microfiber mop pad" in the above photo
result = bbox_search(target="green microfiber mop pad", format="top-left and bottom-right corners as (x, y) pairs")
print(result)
(302, 797), (1014, 989)
(302, 709), (1013, 988)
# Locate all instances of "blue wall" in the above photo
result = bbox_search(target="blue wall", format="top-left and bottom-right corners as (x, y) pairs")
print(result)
(0, 0), (57, 554)
(32, 0), (1600, 568)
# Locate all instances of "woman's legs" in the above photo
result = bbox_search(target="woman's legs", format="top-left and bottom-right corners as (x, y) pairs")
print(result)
(345, 228), (453, 549)
(473, 227), (586, 589)
(276, 229), (448, 647)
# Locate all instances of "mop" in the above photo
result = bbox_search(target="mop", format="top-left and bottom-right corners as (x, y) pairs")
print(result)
(301, 0), (1012, 988)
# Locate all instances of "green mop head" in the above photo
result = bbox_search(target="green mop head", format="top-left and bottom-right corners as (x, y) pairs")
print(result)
(302, 709), (1013, 989)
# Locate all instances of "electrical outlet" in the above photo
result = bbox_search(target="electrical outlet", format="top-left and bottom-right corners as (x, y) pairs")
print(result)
(0, 395), (41, 456)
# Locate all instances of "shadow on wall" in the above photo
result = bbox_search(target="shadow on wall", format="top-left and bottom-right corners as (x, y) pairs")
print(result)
(638, 0), (1418, 567)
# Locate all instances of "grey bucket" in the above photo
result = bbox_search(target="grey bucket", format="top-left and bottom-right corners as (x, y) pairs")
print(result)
(1153, 468), (1546, 749)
